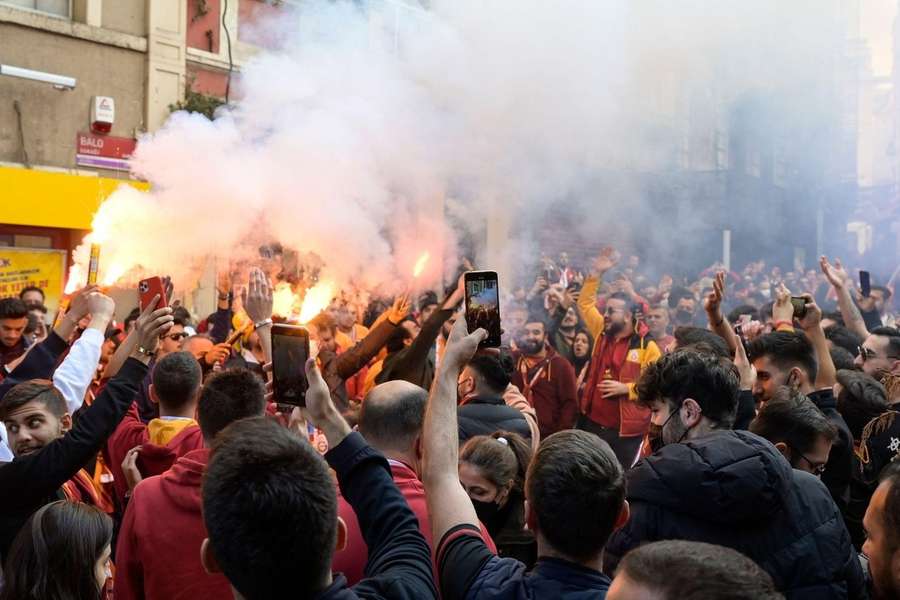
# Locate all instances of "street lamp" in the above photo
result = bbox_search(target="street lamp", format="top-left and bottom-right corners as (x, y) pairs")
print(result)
(0, 64), (76, 90)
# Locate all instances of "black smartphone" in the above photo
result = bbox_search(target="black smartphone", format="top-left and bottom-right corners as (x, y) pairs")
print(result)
(465, 270), (502, 348)
(860, 270), (871, 298)
(271, 323), (310, 407)
(790, 296), (808, 320)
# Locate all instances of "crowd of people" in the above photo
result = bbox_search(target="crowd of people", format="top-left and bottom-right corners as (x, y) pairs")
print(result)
(0, 246), (898, 600)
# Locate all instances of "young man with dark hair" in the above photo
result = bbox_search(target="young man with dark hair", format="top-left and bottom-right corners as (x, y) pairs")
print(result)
(105, 351), (204, 505)
(333, 379), (496, 584)
(863, 461), (900, 600)
(749, 387), (837, 476)
(18, 285), (45, 308)
(0, 297), (29, 368)
(747, 294), (854, 516)
(577, 249), (661, 467)
(115, 368), (268, 600)
(423, 317), (629, 599)
(607, 540), (783, 600)
(0, 296), (173, 558)
(824, 325), (862, 357)
(199, 360), (437, 599)
(856, 326), (900, 383)
(457, 354), (532, 443)
(672, 326), (730, 358)
(510, 316), (578, 439)
(835, 369), (888, 440)
(603, 349), (866, 599)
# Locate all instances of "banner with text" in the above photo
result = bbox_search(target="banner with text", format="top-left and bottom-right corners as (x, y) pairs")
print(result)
(0, 248), (66, 313)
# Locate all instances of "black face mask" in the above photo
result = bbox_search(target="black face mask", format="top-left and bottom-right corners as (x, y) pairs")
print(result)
(647, 422), (664, 453)
(471, 497), (510, 535)
(675, 309), (693, 324)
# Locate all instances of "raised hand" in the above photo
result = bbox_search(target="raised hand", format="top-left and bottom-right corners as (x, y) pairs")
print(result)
(820, 255), (849, 290)
(704, 271), (726, 318)
(132, 296), (174, 356)
(442, 313), (487, 373)
(733, 336), (757, 391)
(242, 268), (274, 323)
(67, 284), (101, 320)
(796, 293), (823, 331)
(387, 292), (411, 325)
(772, 283), (794, 324)
(592, 247), (620, 275)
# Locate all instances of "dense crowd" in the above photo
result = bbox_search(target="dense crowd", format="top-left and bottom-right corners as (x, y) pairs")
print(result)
(0, 247), (898, 600)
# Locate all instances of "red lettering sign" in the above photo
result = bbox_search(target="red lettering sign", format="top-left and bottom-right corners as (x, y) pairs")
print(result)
(76, 133), (137, 159)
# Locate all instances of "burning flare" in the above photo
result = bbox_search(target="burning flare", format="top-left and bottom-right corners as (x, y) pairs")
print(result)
(272, 282), (298, 318)
(413, 252), (431, 278)
(298, 281), (335, 324)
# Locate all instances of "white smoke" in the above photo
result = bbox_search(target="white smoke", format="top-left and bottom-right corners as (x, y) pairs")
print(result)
(72, 0), (851, 296)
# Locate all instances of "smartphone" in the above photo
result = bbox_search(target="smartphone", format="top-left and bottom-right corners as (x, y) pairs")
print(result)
(860, 270), (871, 298)
(271, 323), (310, 407)
(138, 277), (168, 312)
(464, 270), (502, 348)
(790, 296), (808, 320)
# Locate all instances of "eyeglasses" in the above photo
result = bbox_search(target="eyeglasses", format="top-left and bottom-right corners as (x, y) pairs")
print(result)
(162, 332), (189, 342)
(787, 442), (826, 476)
(858, 345), (900, 362)
(604, 306), (624, 316)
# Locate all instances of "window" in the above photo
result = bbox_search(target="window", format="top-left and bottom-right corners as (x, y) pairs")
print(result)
(0, 0), (71, 18)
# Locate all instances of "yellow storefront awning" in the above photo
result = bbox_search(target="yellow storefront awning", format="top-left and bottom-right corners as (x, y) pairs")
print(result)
(0, 165), (150, 230)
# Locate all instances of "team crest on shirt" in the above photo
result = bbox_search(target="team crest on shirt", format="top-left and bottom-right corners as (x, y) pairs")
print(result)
(628, 350), (640, 362)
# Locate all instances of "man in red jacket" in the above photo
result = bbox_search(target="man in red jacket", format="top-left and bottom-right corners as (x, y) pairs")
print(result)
(105, 351), (204, 505)
(510, 316), (578, 439)
(332, 379), (496, 584)
(115, 368), (268, 600)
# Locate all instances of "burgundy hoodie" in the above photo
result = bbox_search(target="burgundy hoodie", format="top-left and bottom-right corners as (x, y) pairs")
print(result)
(115, 448), (231, 600)
(105, 402), (204, 505)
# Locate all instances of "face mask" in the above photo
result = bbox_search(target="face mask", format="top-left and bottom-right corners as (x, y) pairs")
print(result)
(647, 422), (664, 453)
(471, 497), (508, 534)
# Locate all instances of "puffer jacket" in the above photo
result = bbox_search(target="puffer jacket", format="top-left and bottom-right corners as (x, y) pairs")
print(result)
(603, 430), (867, 600)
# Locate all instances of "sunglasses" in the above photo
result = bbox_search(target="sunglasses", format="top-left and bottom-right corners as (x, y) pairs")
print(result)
(858, 345), (900, 362)
(162, 332), (189, 342)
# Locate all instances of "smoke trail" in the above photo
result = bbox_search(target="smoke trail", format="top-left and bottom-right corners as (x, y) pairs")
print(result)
(71, 0), (854, 297)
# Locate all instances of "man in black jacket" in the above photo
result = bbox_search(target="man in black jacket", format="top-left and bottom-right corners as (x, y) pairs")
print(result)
(603, 350), (866, 600)
(456, 354), (531, 443)
(376, 277), (464, 391)
(0, 294), (173, 559)
(200, 358), (436, 599)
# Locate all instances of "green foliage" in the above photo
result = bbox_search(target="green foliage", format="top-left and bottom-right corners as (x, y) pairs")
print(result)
(169, 89), (225, 120)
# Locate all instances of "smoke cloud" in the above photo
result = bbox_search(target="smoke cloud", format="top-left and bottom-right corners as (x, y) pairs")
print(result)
(71, 0), (854, 298)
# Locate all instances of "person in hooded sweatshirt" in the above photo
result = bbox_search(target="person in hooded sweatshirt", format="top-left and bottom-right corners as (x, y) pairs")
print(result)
(602, 349), (867, 600)
(114, 368), (267, 600)
(105, 351), (204, 506)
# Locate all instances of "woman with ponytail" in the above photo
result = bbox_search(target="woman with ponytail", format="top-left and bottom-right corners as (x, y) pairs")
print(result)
(459, 430), (536, 567)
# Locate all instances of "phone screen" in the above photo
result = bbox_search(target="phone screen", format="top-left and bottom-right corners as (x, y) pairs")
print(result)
(860, 270), (871, 298)
(465, 271), (502, 347)
(272, 324), (309, 406)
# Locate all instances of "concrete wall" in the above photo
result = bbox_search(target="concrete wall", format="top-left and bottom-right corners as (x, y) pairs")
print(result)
(102, 0), (146, 37)
(0, 22), (145, 168)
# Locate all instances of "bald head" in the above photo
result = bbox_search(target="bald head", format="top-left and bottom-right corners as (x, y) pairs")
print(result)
(358, 381), (427, 453)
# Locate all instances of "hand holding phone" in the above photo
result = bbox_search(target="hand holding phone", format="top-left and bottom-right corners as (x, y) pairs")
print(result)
(790, 296), (809, 320)
(272, 323), (310, 407)
(139, 277), (169, 312)
(465, 270), (502, 348)
(860, 270), (871, 298)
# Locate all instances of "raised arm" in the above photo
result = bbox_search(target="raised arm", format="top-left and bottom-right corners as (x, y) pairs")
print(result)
(304, 358), (436, 597)
(52, 294), (115, 413)
(423, 316), (486, 545)
(820, 256), (869, 340)
(796, 294), (836, 390)
(704, 271), (739, 355)
(0, 296), (173, 508)
(333, 294), (408, 380)
(242, 268), (274, 363)
(578, 248), (618, 338)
